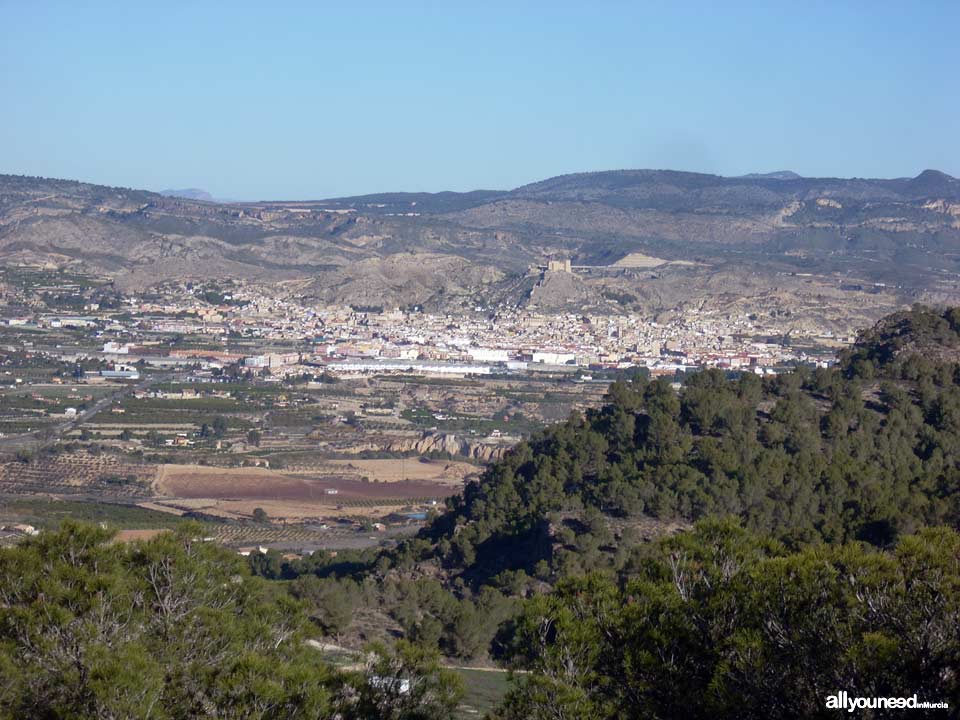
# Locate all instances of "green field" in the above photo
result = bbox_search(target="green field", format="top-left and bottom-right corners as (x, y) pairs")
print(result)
(401, 407), (539, 436)
(0, 498), (197, 531)
(86, 397), (255, 429)
(453, 668), (511, 718)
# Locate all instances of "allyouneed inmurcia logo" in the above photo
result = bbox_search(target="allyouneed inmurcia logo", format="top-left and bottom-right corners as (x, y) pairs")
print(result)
(826, 691), (949, 712)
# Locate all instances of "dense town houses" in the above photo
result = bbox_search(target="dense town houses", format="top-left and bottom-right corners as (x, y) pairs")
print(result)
(11, 279), (846, 380)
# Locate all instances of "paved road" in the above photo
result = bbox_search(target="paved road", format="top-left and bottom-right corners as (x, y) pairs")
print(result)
(0, 373), (173, 451)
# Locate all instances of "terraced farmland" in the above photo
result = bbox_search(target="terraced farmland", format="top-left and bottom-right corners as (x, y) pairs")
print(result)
(0, 454), (156, 497)
(211, 523), (356, 546)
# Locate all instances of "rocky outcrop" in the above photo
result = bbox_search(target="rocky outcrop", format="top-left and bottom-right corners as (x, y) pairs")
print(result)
(301, 253), (505, 310)
(386, 432), (510, 462)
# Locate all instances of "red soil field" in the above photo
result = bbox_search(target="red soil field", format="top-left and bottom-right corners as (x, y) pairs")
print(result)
(156, 466), (456, 502)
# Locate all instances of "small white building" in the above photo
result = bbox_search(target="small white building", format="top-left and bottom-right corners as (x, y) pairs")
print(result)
(467, 347), (510, 363)
(531, 351), (577, 365)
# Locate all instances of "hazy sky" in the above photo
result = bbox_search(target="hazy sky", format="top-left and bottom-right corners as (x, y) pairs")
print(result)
(1, 1), (957, 199)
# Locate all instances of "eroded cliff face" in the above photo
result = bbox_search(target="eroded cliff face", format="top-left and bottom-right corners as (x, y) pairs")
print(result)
(311, 429), (513, 463)
(386, 432), (510, 463)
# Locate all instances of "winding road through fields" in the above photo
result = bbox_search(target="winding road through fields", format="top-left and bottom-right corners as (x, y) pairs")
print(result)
(0, 373), (177, 451)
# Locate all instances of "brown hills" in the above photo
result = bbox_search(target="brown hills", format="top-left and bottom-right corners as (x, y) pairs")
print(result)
(2, 169), (959, 328)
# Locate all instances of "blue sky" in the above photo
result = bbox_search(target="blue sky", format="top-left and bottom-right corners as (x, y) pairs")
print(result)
(1, 1), (957, 199)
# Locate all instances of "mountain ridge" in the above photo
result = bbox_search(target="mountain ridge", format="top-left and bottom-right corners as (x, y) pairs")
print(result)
(2, 168), (960, 328)
(160, 188), (216, 202)
(308, 167), (960, 209)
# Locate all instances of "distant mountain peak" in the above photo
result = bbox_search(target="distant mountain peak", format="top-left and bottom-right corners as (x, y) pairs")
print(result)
(160, 188), (214, 202)
(906, 169), (958, 197)
(914, 169), (955, 182)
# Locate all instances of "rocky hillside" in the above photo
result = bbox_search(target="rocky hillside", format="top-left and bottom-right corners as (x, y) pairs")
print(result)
(1, 169), (959, 323)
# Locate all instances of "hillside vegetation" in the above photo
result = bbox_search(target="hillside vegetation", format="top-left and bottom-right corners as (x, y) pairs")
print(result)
(249, 308), (960, 679)
(413, 306), (960, 591)
(5, 307), (960, 718)
(496, 522), (960, 719)
(0, 522), (463, 719)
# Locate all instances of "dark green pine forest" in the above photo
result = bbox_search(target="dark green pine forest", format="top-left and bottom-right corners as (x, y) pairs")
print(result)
(3, 306), (960, 718)
(425, 305), (960, 578)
